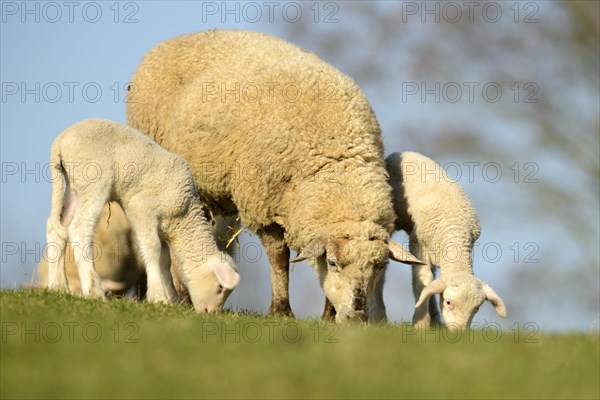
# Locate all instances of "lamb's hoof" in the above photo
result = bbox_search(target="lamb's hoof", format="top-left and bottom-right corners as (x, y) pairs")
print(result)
(48, 283), (69, 293)
(147, 287), (178, 304)
(147, 295), (174, 304)
(88, 289), (107, 301)
(268, 300), (295, 318)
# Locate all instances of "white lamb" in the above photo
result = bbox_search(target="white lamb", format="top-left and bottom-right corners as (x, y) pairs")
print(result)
(386, 152), (507, 329)
(45, 118), (240, 312)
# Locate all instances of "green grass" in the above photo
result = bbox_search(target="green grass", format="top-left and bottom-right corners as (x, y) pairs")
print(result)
(1, 289), (598, 399)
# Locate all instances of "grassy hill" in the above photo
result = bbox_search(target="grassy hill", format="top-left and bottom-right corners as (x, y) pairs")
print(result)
(1, 289), (598, 399)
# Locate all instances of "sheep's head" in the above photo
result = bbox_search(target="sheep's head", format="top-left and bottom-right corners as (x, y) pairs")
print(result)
(292, 226), (423, 323)
(415, 272), (506, 329)
(184, 253), (240, 313)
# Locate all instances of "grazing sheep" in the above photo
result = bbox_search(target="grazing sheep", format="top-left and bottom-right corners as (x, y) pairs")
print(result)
(127, 30), (422, 322)
(38, 202), (236, 304)
(385, 152), (507, 329)
(38, 202), (146, 297)
(171, 214), (241, 306)
(45, 118), (240, 312)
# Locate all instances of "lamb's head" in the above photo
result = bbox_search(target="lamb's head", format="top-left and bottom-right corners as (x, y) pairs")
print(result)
(292, 223), (423, 323)
(184, 253), (240, 313)
(416, 272), (506, 329)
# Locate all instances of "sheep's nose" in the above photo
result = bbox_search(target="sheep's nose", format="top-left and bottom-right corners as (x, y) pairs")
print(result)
(349, 311), (368, 324)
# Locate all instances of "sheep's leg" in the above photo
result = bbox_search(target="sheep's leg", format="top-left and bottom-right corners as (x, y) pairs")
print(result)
(258, 225), (294, 318)
(369, 269), (387, 323)
(322, 297), (336, 322)
(69, 198), (106, 299)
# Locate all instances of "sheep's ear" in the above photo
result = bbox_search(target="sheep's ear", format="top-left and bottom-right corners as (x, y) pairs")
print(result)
(483, 283), (507, 317)
(324, 241), (341, 268)
(389, 240), (424, 265)
(207, 257), (240, 290)
(291, 237), (327, 263)
(415, 279), (447, 308)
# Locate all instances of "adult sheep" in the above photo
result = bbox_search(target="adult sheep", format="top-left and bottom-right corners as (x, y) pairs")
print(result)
(127, 30), (422, 322)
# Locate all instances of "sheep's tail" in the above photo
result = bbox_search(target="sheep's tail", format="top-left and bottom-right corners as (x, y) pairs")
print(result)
(46, 136), (71, 289)
(49, 139), (67, 231)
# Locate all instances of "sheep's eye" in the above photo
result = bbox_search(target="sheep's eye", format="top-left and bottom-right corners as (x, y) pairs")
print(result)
(445, 300), (451, 306)
(217, 284), (225, 294)
(327, 259), (341, 271)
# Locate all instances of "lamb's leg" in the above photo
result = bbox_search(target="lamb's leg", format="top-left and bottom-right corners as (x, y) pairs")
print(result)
(127, 198), (177, 303)
(46, 188), (78, 291)
(411, 263), (434, 327)
(136, 230), (177, 304)
(134, 270), (148, 300)
(69, 198), (105, 299)
(428, 288), (443, 326)
(170, 254), (192, 306)
(410, 239), (438, 328)
(258, 225), (294, 318)
(46, 218), (69, 291)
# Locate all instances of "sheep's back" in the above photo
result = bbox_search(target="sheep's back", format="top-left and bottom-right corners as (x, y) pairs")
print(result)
(127, 30), (392, 230)
(397, 152), (481, 250)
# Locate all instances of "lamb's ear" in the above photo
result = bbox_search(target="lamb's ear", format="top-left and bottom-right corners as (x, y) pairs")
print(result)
(291, 237), (327, 262)
(389, 240), (424, 265)
(415, 279), (447, 308)
(483, 283), (507, 317)
(207, 257), (240, 290)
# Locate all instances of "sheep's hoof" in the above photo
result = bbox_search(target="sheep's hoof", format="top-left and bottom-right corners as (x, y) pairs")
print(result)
(268, 300), (295, 318)
(369, 312), (388, 324)
(321, 300), (336, 322)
